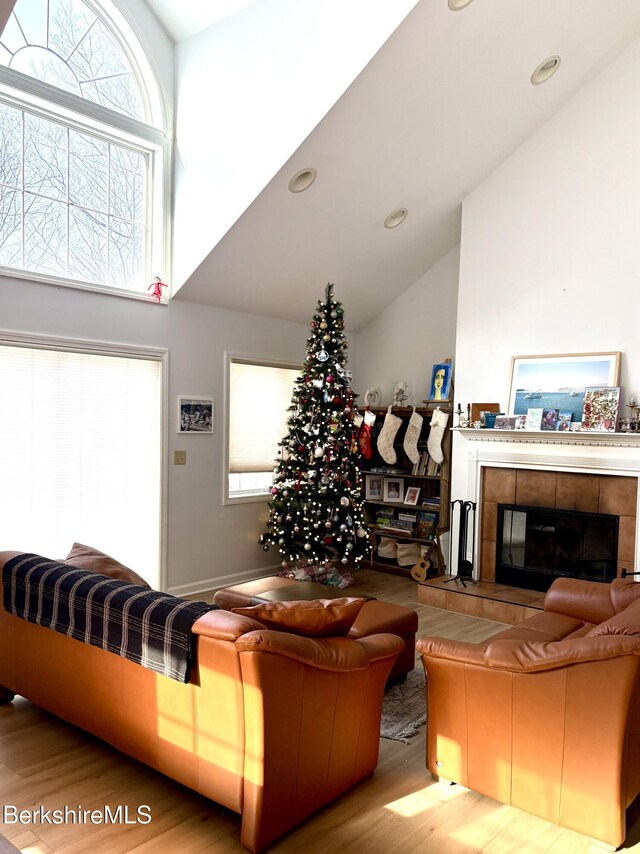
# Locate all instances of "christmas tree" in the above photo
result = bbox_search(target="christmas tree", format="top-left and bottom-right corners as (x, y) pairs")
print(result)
(259, 283), (370, 580)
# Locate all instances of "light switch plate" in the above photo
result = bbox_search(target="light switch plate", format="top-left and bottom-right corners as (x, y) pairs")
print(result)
(174, 450), (187, 465)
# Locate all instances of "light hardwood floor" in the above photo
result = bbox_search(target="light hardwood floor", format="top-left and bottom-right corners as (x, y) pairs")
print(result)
(1, 569), (639, 854)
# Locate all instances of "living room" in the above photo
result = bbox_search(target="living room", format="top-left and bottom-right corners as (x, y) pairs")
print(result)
(3, 0), (640, 851)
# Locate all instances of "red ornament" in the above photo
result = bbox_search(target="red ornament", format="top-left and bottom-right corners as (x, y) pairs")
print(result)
(324, 537), (333, 545)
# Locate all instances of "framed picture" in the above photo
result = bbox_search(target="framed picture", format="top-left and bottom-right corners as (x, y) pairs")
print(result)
(383, 477), (404, 503)
(507, 352), (620, 422)
(392, 382), (413, 407)
(541, 408), (559, 431)
(178, 397), (213, 433)
(471, 402), (501, 425)
(556, 412), (572, 431)
(365, 474), (384, 500)
(582, 387), (621, 432)
(404, 486), (421, 505)
(416, 511), (437, 540)
(427, 362), (452, 402)
(494, 415), (517, 430)
(525, 407), (543, 430)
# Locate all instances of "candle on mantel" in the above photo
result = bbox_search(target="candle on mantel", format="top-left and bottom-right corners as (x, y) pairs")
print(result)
(631, 397), (637, 407)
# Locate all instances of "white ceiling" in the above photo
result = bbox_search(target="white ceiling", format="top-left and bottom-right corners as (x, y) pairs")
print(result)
(143, 0), (258, 42)
(168, 0), (640, 330)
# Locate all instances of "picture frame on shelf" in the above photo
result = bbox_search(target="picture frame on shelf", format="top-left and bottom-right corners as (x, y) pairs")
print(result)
(427, 362), (452, 402)
(494, 415), (517, 430)
(392, 382), (413, 407)
(541, 408), (559, 431)
(365, 474), (384, 500)
(556, 412), (572, 431)
(404, 486), (421, 506)
(525, 407), (543, 430)
(582, 387), (621, 432)
(471, 403), (501, 425)
(178, 397), (214, 433)
(383, 477), (404, 503)
(507, 352), (620, 422)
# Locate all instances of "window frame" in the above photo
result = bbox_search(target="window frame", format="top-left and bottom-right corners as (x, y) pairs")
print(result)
(0, 328), (169, 589)
(224, 352), (300, 506)
(0, 0), (171, 301)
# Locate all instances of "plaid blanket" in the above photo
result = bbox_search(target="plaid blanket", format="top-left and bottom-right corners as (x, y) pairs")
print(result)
(2, 554), (216, 683)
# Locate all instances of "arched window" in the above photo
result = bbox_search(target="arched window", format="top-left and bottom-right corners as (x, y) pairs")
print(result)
(0, 0), (168, 299)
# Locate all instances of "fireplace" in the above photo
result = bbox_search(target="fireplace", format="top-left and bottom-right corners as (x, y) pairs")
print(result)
(496, 503), (619, 592)
(478, 467), (637, 587)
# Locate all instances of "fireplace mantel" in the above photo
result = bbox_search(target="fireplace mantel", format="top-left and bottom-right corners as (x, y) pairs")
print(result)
(454, 427), (640, 449)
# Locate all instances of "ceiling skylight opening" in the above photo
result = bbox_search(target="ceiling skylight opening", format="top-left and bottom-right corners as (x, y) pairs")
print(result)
(531, 55), (562, 85)
(288, 168), (317, 193)
(448, 0), (475, 10)
(384, 208), (408, 229)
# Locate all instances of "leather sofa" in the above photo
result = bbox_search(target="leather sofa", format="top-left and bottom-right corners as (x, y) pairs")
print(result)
(0, 550), (403, 852)
(417, 576), (640, 849)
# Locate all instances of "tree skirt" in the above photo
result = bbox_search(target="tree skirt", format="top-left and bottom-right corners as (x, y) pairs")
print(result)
(380, 668), (427, 743)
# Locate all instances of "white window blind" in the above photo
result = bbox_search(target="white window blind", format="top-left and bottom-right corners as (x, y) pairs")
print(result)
(0, 341), (163, 585)
(229, 360), (298, 475)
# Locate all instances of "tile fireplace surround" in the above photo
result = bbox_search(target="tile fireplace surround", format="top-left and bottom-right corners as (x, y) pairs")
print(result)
(453, 429), (640, 584)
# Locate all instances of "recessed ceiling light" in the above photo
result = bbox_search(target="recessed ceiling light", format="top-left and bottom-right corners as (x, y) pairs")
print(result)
(531, 55), (561, 85)
(384, 208), (408, 229)
(288, 168), (317, 193)
(448, 0), (475, 9)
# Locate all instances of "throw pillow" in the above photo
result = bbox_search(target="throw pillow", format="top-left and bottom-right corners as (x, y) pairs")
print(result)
(64, 542), (151, 588)
(231, 597), (366, 637)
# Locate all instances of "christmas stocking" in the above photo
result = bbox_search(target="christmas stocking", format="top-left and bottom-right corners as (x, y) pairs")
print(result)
(428, 407), (450, 465)
(358, 409), (376, 459)
(377, 406), (402, 465)
(403, 408), (423, 465)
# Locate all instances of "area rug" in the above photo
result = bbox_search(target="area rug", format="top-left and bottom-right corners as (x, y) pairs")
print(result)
(380, 668), (427, 743)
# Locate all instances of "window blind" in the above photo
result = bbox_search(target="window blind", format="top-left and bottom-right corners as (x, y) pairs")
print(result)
(229, 360), (298, 474)
(0, 342), (162, 585)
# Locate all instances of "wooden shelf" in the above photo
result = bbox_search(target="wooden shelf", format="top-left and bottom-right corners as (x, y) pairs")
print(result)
(368, 526), (436, 544)
(365, 498), (441, 511)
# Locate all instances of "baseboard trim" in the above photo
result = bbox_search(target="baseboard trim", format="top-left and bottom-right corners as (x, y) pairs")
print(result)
(167, 563), (281, 598)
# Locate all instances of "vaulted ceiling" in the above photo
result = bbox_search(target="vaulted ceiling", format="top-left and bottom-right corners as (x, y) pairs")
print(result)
(162, 0), (640, 330)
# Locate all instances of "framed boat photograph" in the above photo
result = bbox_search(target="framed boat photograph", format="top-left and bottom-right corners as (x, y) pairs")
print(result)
(507, 352), (620, 421)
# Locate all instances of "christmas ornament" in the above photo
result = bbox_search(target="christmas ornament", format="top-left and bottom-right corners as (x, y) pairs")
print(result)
(316, 350), (329, 362)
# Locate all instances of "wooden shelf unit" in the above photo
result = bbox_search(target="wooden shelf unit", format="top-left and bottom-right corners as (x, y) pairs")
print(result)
(362, 404), (452, 577)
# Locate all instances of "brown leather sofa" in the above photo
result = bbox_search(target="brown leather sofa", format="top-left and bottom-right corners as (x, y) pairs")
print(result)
(417, 577), (640, 850)
(0, 551), (403, 852)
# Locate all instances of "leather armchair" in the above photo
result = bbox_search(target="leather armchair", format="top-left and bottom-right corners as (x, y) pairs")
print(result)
(417, 577), (640, 849)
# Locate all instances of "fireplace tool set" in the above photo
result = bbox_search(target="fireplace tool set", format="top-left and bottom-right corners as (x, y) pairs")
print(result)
(446, 499), (477, 587)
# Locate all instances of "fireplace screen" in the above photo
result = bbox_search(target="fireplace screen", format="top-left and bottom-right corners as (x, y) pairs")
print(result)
(497, 504), (618, 592)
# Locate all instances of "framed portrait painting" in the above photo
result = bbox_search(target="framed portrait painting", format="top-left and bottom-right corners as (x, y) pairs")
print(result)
(383, 478), (404, 503)
(427, 362), (452, 402)
(507, 352), (620, 421)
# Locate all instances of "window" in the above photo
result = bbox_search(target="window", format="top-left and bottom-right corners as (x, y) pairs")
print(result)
(227, 357), (299, 501)
(0, 0), (168, 297)
(0, 335), (165, 587)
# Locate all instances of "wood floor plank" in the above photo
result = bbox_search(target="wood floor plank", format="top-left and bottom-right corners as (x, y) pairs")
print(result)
(1, 568), (639, 853)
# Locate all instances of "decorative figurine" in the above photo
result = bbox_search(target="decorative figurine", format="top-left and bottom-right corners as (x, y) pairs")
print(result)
(148, 276), (168, 302)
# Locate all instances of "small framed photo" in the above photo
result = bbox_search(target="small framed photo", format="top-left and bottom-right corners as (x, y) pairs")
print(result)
(427, 362), (452, 402)
(582, 387), (621, 432)
(178, 397), (213, 433)
(494, 415), (517, 430)
(556, 412), (572, 431)
(383, 477), (404, 503)
(541, 408), (559, 431)
(365, 474), (384, 500)
(404, 486), (421, 505)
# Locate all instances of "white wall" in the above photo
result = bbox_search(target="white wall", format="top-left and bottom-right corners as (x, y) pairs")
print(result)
(0, 276), (308, 593)
(452, 36), (640, 501)
(172, 0), (419, 288)
(352, 246), (460, 408)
